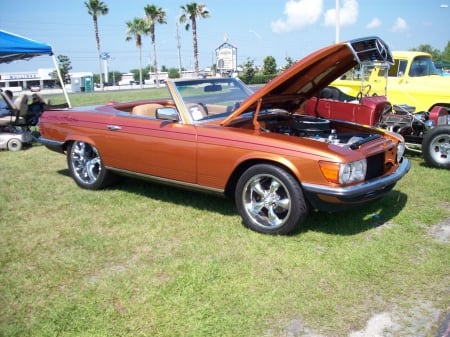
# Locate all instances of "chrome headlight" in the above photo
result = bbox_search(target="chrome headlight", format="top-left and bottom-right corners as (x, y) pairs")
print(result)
(397, 141), (406, 162)
(339, 159), (367, 184)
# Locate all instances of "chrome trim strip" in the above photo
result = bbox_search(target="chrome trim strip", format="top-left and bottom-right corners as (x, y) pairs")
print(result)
(302, 158), (410, 197)
(37, 137), (65, 153)
(38, 136), (64, 147)
(107, 167), (225, 196)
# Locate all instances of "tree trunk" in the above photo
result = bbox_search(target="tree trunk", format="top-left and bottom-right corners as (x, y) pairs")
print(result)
(152, 38), (159, 88)
(94, 17), (104, 90)
(192, 18), (199, 76)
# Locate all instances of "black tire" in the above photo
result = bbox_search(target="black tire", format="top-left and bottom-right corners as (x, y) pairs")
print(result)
(235, 164), (309, 235)
(422, 126), (450, 169)
(7, 138), (22, 152)
(67, 141), (117, 189)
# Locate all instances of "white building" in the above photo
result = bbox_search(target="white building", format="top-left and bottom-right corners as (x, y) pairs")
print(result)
(0, 68), (55, 92)
(0, 68), (93, 92)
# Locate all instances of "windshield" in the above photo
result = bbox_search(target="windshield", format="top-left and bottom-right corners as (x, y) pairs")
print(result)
(407, 56), (441, 77)
(172, 77), (253, 121)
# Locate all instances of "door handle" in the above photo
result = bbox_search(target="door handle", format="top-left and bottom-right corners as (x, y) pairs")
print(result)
(107, 125), (121, 131)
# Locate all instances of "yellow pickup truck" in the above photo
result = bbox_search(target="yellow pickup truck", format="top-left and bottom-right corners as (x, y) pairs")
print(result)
(331, 51), (450, 113)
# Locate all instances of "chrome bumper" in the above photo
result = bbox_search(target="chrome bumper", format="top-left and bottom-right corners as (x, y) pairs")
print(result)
(302, 158), (411, 198)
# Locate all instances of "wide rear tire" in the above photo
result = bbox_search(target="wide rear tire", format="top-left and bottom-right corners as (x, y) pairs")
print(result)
(422, 126), (450, 169)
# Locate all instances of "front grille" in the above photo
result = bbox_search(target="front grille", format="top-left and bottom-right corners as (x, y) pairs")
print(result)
(366, 152), (385, 180)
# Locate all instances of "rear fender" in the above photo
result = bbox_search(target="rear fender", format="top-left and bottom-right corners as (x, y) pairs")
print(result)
(64, 135), (97, 151)
(429, 106), (449, 126)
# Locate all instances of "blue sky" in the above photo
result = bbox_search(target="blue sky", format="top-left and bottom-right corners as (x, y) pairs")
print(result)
(1, 0), (449, 74)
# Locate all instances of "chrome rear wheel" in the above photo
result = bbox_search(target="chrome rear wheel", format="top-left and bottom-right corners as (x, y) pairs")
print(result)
(422, 126), (450, 169)
(67, 141), (116, 189)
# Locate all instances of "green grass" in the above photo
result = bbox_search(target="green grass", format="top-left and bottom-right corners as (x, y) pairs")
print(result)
(46, 87), (170, 106)
(0, 91), (449, 336)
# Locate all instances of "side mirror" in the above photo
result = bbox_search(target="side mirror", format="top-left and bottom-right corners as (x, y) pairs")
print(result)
(155, 107), (179, 121)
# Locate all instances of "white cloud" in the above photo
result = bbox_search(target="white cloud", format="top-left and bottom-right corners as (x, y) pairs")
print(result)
(367, 17), (381, 29)
(271, 0), (323, 33)
(391, 17), (408, 32)
(323, 0), (358, 27)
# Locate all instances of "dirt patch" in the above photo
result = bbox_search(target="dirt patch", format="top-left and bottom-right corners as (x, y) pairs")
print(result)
(429, 218), (450, 243)
(271, 217), (450, 337)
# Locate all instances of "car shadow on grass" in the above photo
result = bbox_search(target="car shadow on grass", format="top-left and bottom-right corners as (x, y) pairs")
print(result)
(121, 177), (238, 216)
(113, 177), (409, 237)
(299, 189), (408, 236)
(57, 169), (408, 236)
(57, 169), (238, 216)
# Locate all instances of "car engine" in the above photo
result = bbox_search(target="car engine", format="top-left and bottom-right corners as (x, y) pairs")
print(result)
(377, 104), (428, 138)
(268, 115), (379, 149)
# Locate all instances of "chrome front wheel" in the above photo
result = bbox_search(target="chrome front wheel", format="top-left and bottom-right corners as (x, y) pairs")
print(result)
(235, 164), (308, 234)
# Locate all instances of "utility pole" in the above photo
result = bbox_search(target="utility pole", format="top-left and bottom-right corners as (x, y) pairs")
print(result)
(176, 22), (183, 78)
(335, 0), (340, 43)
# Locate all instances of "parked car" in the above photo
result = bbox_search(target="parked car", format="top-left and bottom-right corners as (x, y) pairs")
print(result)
(38, 36), (410, 235)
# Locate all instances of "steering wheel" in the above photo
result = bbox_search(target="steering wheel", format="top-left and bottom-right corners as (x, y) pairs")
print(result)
(197, 102), (209, 115)
(356, 91), (363, 102)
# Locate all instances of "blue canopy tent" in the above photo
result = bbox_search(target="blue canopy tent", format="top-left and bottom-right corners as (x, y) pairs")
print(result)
(0, 30), (71, 107)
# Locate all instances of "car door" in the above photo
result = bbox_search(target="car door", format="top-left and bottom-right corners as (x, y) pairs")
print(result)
(99, 112), (197, 184)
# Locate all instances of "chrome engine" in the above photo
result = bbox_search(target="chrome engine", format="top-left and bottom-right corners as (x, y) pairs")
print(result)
(272, 115), (376, 149)
(377, 104), (430, 139)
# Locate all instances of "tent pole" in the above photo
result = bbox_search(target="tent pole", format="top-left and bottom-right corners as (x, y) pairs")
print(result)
(52, 54), (72, 108)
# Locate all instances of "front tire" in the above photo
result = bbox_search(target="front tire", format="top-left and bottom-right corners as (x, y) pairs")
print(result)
(422, 126), (450, 169)
(235, 164), (309, 235)
(67, 141), (116, 189)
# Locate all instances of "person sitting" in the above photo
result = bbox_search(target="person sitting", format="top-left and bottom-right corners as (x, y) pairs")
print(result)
(0, 90), (14, 117)
(27, 93), (45, 125)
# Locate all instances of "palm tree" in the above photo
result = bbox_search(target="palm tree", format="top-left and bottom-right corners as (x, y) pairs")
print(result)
(125, 17), (148, 88)
(179, 2), (210, 76)
(85, 0), (109, 89)
(144, 5), (167, 87)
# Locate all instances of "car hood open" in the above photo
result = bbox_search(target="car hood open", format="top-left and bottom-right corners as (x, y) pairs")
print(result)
(222, 36), (393, 126)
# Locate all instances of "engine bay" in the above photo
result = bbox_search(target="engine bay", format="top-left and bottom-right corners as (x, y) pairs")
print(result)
(261, 114), (381, 149)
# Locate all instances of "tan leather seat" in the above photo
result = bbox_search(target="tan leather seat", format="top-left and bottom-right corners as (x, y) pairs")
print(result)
(131, 103), (163, 117)
(0, 116), (13, 126)
(187, 103), (208, 120)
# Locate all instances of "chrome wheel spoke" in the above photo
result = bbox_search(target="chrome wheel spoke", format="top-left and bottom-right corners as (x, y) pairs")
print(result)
(274, 197), (290, 211)
(249, 200), (264, 215)
(251, 180), (265, 197)
(268, 179), (280, 194)
(267, 205), (283, 226)
(430, 135), (450, 163)
(86, 157), (100, 182)
(71, 142), (101, 184)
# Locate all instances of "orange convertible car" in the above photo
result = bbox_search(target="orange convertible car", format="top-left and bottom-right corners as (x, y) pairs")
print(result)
(39, 36), (410, 234)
